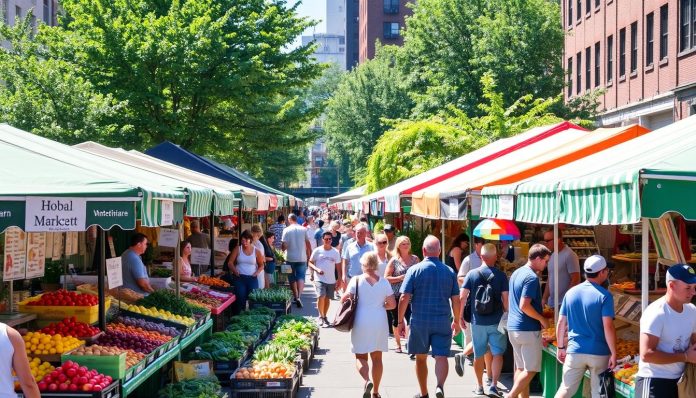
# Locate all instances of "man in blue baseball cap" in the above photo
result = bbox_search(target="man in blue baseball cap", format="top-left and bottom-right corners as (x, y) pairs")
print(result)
(636, 264), (696, 398)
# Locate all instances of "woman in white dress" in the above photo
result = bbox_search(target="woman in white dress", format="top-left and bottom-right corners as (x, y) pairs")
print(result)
(341, 252), (396, 398)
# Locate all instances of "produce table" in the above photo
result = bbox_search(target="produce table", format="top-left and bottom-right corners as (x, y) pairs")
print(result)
(121, 319), (213, 397)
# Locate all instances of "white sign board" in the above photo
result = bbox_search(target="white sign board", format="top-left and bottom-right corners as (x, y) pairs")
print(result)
(106, 257), (123, 289)
(158, 228), (180, 248)
(160, 200), (174, 226)
(498, 195), (515, 220)
(191, 248), (211, 265)
(448, 199), (459, 219)
(25, 197), (87, 232)
(470, 195), (482, 217)
(3, 227), (27, 281)
(214, 237), (233, 253)
(25, 232), (46, 279)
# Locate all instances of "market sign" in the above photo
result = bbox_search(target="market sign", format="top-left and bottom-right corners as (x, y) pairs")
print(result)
(0, 201), (25, 233)
(86, 201), (136, 230)
(25, 197), (86, 232)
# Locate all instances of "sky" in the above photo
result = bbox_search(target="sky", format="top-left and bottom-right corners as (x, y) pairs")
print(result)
(291, 0), (326, 47)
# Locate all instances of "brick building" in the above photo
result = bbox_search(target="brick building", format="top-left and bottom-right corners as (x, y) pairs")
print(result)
(358, 0), (412, 63)
(564, 0), (696, 128)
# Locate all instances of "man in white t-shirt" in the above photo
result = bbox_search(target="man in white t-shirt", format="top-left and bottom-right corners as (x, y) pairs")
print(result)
(281, 213), (311, 308)
(542, 230), (580, 308)
(308, 231), (342, 327)
(636, 264), (696, 398)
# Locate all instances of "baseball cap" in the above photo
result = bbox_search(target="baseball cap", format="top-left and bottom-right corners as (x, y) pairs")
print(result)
(666, 264), (696, 284)
(383, 224), (395, 232)
(583, 255), (609, 273)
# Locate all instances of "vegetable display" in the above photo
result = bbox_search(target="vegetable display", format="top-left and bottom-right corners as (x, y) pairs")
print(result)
(114, 316), (181, 337)
(95, 330), (160, 354)
(158, 377), (222, 398)
(234, 361), (296, 380)
(136, 290), (207, 317)
(181, 291), (223, 309)
(248, 286), (293, 303)
(252, 344), (297, 364)
(150, 268), (172, 278)
(40, 317), (101, 338)
(274, 316), (318, 336)
(188, 330), (253, 362)
(268, 329), (311, 352)
(23, 332), (83, 355)
(123, 304), (196, 326)
(197, 275), (230, 288)
(26, 290), (98, 306)
(37, 360), (113, 393)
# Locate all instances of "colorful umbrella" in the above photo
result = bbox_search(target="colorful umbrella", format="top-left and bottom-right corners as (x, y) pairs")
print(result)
(473, 218), (521, 241)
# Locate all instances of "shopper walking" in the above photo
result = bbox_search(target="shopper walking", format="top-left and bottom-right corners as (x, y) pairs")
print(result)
(342, 223), (375, 287)
(308, 231), (342, 327)
(385, 236), (419, 353)
(635, 264), (696, 398)
(455, 236), (485, 370)
(460, 243), (508, 398)
(373, 233), (391, 277)
(226, 230), (264, 314)
(554, 255), (617, 398)
(0, 322), (40, 398)
(251, 225), (266, 289)
(397, 235), (461, 398)
(342, 252), (396, 398)
(383, 224), (397, 252)
(282, 214), (312, 308)
(542, 230), (580, 308)
(506, 244), (552, 398)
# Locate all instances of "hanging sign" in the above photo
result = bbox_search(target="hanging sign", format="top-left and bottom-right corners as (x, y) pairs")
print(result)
(160, 200), (174, 226)
(448, 199), (459, 220)
(191, 248), (212, 265)
(44, 232), (54, 259)
(159, 228), (180, 248)
(108, 236), (116, 258)
(25, 232), (46, 279)
(25, 197), (86, 232)
(106, 257), (123, 289)
(3, 227), (27, 281)
(52, 232), (63, 260)
(498, 195), (514, 220)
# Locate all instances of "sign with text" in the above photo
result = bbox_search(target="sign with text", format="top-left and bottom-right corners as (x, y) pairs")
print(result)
(191, 248), (212, 265)
(3, 227), (27, 281)
(160, 200), (174, 226)
(0, 201), (24, 232)
(448, 199), (459, 219)
(214, 237), (233, 253)
(52, 232), (63, 260)
(106, 257), (123, 288)
(498, 195), (514, 220)
(25, 232), (46, 279)
(159, 228), (180, 248)
(25, 197), (87, 232)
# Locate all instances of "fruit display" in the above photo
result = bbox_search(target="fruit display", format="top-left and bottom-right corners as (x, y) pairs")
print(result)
(36, 360), (113, 392)
(182, 291), (224, 309)
(26, 290), (98, 306)
(114, 316), (182, 337)
(612, 281), (637, 290)
(94, 330), (160, 354)
(615, 363), (638, 385)
(616, 339), (639, 359)
(248, 286), (293, 303)
(23, 332), (83, 356)
(13, 358), (55, 389)
(197, 275), (230, 288)
(107, 322), (173, 344)
(234, 361), (296, 379)
(69, 345), (146, 368)
(137, 290), (208, 317)
(40, 317), (101, 339)
(541, 326), (556, 342)
(542, 305), (554, 319)
(122, 303), (196, 326)
(564, 227), (593, 236)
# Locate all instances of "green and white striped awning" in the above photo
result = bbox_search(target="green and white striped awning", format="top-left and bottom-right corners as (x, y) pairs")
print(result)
(185, 188), (214, 218)
(514, 182), (559, 224)
(214, 191), (238, 216)
(480, 184), (518, 219)
(241, 193), (258, 210)
(138, 189), (186, 227)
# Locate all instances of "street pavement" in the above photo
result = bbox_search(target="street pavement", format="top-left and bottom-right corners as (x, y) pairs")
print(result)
(293, 280), (544, 398)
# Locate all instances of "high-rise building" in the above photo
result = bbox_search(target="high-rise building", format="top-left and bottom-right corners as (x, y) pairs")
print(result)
(1, 0), (57, 27)
(564, 0), (696, 129)
(302, 0), (347, 70)
(358, 0), (412, 63)
(346, 0), (359, 69)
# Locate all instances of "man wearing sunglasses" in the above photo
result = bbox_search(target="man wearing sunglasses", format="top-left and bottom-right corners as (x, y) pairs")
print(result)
(309, 231), (342, 327)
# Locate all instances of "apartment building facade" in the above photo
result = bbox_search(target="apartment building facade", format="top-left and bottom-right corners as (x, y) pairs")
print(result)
(1, 0), (56, 27)
(358, 0), (412, 63)
(564, 0), (696, 129)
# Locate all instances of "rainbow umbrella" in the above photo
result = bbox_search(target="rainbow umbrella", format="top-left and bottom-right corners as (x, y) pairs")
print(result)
(473, 218), (521, 241)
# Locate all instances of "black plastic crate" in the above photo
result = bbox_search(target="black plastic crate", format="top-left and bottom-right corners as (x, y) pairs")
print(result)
(248, 300), (291, 316)
(229, 376), (298, 398)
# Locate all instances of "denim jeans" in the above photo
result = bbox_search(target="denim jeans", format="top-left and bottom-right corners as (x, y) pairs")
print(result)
(233, 274), (259, 313)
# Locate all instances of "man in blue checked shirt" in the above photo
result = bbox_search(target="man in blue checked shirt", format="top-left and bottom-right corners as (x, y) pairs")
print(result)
(397, 235), (461, 398)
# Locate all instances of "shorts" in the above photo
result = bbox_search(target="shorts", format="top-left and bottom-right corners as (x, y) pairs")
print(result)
(287, 261), (307, 283)
(315, 281), (335, 297)
(408, 319), (452, 357)
(264, 261), (276, 274)
(634, 376), (679, 398)
(508, 330), (542, 372)
(471, 323), (507, 358)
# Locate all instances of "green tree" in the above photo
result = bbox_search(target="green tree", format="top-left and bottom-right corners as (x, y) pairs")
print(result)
(323, 45), (413, 185)
(403, 0), (564, 117)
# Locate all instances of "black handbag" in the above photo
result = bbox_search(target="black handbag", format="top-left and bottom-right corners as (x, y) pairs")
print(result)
(463, 300), (472, 323)
(333, 277), (359, 332)
(598, 369), (616, 398)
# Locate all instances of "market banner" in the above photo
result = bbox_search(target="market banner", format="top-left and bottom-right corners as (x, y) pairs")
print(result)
(86, 201), (136, 230)
(25, 197), (86, 232)
(0, 200), (25, 233)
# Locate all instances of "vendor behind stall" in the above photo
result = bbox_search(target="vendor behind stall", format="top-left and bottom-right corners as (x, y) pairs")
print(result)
(178, 241), (198, 283)
(121, 233), (154, 295)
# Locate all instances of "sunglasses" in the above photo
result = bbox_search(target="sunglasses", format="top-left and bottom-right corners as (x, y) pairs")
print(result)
(377, 241), (388, 244)
(322, 237), (332, 241)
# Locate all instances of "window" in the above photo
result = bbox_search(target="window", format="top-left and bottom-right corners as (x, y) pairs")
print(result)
(383, 22), (399, 39)
(339, 37), (345, 45)
(630, 22), (638, 73)
(576, 52), (582, 94)
(43, 0), (50, 25)
(1, 1), (7, 24)
(585, 47), (591, 90)
(646, 12), (654, 66)
(680, 0), (696, 51)
(586, 0), (591, 15)
(619, 28), (626, 77)
(383, 0), (399, 14)
(607, 35), (614, 82)
(567, 57), (573, 96)
(577, 0), (582, 21)
(595, 0), (600, 7)
(15, 5), (21, 20)
(568, 0), (573, 26)
(595, 42), (601, 87)
(660, 5), (669, 59)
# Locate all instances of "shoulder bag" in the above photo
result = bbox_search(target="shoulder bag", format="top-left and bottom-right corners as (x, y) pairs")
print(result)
(333, 276), (359, 332)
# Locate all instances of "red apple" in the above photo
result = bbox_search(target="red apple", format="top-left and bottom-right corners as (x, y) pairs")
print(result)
(82, 383), (93, 392)
(48, 383), (57, 391)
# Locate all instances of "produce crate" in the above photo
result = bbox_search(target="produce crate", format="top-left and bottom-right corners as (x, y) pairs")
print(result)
(299, 349), (310, 372)
(119, 309), (192, 339)
(229, 367), (299, 398)
(18, 295), (112, 325)
(123, 358), (146, 383)
(248, 300), (291, 316)
(17, 379), (120, 398)
(36, 345), (85, 364)
(61, 353), (126, 380)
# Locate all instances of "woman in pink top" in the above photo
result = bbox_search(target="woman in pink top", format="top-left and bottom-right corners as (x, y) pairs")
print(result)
(178, 241), (198, 282)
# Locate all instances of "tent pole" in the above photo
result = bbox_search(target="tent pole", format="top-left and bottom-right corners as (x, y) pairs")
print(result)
(209, 212), (215, 277)
(174, 224), (180, 298)
(641, 217), (649, 311)
(441, 220), (446, 262)
(98, 228), (106, 331)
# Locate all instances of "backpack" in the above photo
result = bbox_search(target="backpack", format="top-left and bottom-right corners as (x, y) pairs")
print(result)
(474, 268), (498, 315)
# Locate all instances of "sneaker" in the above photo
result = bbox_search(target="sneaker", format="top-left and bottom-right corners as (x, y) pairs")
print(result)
(454, 353), (465, 377)
(412, 395), (429, 398)
(323, 317), (333, 328)
(487, 386), (502, 398)
(473, 386), (484, 395)
(435, 385), (444, 398)
(295, 299), (303, 308)
(486, 378), (492, 387)
(409, 354), (416, 360)
(363, 380), (373, 398)
(467, 354), (474, 366)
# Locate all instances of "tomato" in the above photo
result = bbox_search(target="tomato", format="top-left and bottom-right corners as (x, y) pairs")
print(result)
(58, 383), (68, 391)
(82, 384), (93, 392)
(69, 383), (78, 391)
(92, 385), (103, 392)
(37, 382), (47, 391)
(77, 376), (88, 385)
(48, 383), (57, 391)
(66, 368), (77, 378)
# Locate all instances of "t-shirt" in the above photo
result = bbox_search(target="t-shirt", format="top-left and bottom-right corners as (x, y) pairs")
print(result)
(637, 297), (696, 379)
(559, 281), (614, 356)
(306, 225), (318, 251)
(457, 252), (483, 280)
(342, 240), (375, 277)
(187, 232), (210, 249)
(268, 223), (285, 248)
(400, 257), (459, 324)
(340, 234), (354, 256)
(330, 231), (341, 248)
(507, 265), (543, 332)
(121, 249), (149, 295)
(309, 246), (341, 284)
(547, 246), (580, 308)
(462, 265), (508, 326)
(281, 224), (308, 262)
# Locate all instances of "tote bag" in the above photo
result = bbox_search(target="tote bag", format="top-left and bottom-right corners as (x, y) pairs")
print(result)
(333, 277), (359, 332)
